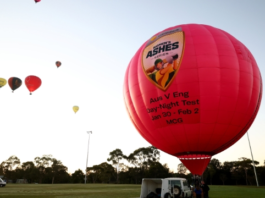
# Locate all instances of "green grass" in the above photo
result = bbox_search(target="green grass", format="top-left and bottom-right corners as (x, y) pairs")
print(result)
(0, 184), (264, 198)
(208, 185), (265, 198)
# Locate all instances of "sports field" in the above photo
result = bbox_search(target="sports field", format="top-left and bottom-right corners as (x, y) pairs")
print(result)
(0, 184), (264, 198)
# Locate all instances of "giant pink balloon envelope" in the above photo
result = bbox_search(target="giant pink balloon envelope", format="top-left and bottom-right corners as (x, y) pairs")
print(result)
(123, 24), (262, 175)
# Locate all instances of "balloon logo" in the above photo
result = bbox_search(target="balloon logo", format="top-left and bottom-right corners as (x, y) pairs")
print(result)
(0, 78), (7, 88)
(123, 24), (262, 175)
(8, 77), (22, 93)
(142, 29), (184, 91)
(25, 75), (42, 95)
(56, 61), (62, 68)
(73, 106), (79, 114)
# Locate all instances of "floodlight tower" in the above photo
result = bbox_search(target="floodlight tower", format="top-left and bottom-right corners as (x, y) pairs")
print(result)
(247, 132), (259, 187)
(85, 131), (92, 184)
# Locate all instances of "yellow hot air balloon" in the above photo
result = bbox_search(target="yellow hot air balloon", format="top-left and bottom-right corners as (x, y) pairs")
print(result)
(73, 106), (79, 113)
(0, 78), (7, 88)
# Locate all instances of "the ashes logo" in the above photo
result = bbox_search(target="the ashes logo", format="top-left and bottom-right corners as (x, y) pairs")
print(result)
(142, 27), (185, 91)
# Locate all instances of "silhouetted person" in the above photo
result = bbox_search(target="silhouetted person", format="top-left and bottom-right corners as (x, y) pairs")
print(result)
(200, 180), (210, 198)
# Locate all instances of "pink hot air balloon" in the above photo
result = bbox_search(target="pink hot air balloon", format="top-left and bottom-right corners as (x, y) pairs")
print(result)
(35, 0), (41, 3)
(123, 24), (262, 175)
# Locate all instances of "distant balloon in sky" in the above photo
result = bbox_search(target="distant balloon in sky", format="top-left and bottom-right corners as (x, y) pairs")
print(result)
(35, 0), (41, 3)
(8, 77), (22, 93)
(56, 61), (62, 68)
(25, 75), (42, 95)
(73, 106), (79, 114)
(123, 24), (263, 175)
(0, 78), (7, 88)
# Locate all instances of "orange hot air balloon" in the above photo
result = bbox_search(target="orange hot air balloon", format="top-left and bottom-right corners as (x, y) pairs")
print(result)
(25, 75), (42, 95)
(123, 24), (262, 175)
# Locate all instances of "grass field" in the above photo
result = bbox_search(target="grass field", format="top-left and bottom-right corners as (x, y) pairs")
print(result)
(0, 184), (264, 198)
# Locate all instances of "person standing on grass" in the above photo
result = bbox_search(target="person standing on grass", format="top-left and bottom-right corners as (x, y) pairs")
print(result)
(200, 180), (210, 198)
(194, 185), (203, 198)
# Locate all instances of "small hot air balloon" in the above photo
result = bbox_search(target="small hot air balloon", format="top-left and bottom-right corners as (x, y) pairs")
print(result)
(56, 61), (62, 68)
(8, 77), (22, 93)
(0, 78), (7, 88)
(25, 75), (42, 95)
(35, 0), (41, 3)
(73, 106), (79, 114)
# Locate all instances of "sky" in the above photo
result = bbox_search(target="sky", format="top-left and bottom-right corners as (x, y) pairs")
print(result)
(0, 0), (264, 174)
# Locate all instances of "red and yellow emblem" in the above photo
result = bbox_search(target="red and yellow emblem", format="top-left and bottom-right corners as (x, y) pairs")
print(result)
(142, 27), (185, 91)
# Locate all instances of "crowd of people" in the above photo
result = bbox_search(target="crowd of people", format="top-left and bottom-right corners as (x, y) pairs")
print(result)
(193, 180), (210, 198)
(146, 180), (210, 198)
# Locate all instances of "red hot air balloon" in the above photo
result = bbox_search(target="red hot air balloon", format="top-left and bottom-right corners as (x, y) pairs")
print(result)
(123, 24), (262, 175)
(8, 77), (22, 93)
(25, 75), (42, 95)
(55, 61), (62, 68)
(35, 0), (41, 3)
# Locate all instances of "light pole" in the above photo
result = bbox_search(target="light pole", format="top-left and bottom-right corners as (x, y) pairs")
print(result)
(247, 131), (259, 187)
(85, 131), (92, 184)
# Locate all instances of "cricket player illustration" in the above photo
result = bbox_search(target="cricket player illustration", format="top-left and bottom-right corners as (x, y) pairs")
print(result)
(145, 54), (179, 89)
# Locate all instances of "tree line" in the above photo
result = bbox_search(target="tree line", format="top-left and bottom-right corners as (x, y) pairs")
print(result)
(1, 147), (265, 185)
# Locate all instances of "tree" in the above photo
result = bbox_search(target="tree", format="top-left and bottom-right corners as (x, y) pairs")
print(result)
(235, 157), (259, 185)
(219, 173), (227, 185)
(107, 149), (125, 183)
(34, 155), (53, 183)
(210, 158), (221, 169)
(177, 163), (187, 174)
(87, 164), (103, 183)
(231, 169), (242, 185)
(34, 155), (52, 168)
(1, 156), (21, 182)
(118, 163), (129, 172)
(87, 162), (115, 183)
(127, 146), (160, 170)
(205, 158), (222, 185)
(22, 161), (36, 183)
(126, 153), (138, 167)
(230, 161), (244, 185)
(125, 146), (160, 181)
(72, 169), (85, 183)
(202, 167), (209, 182)
(2, 156), (20, 171)
(99, 162), (115, 183)
(208, 163), (216, 185)
(148, 162), (171, 178)
(220, 161), (236, 185)
(51, 158), (68, 184)
(0, 163), (4, 176)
